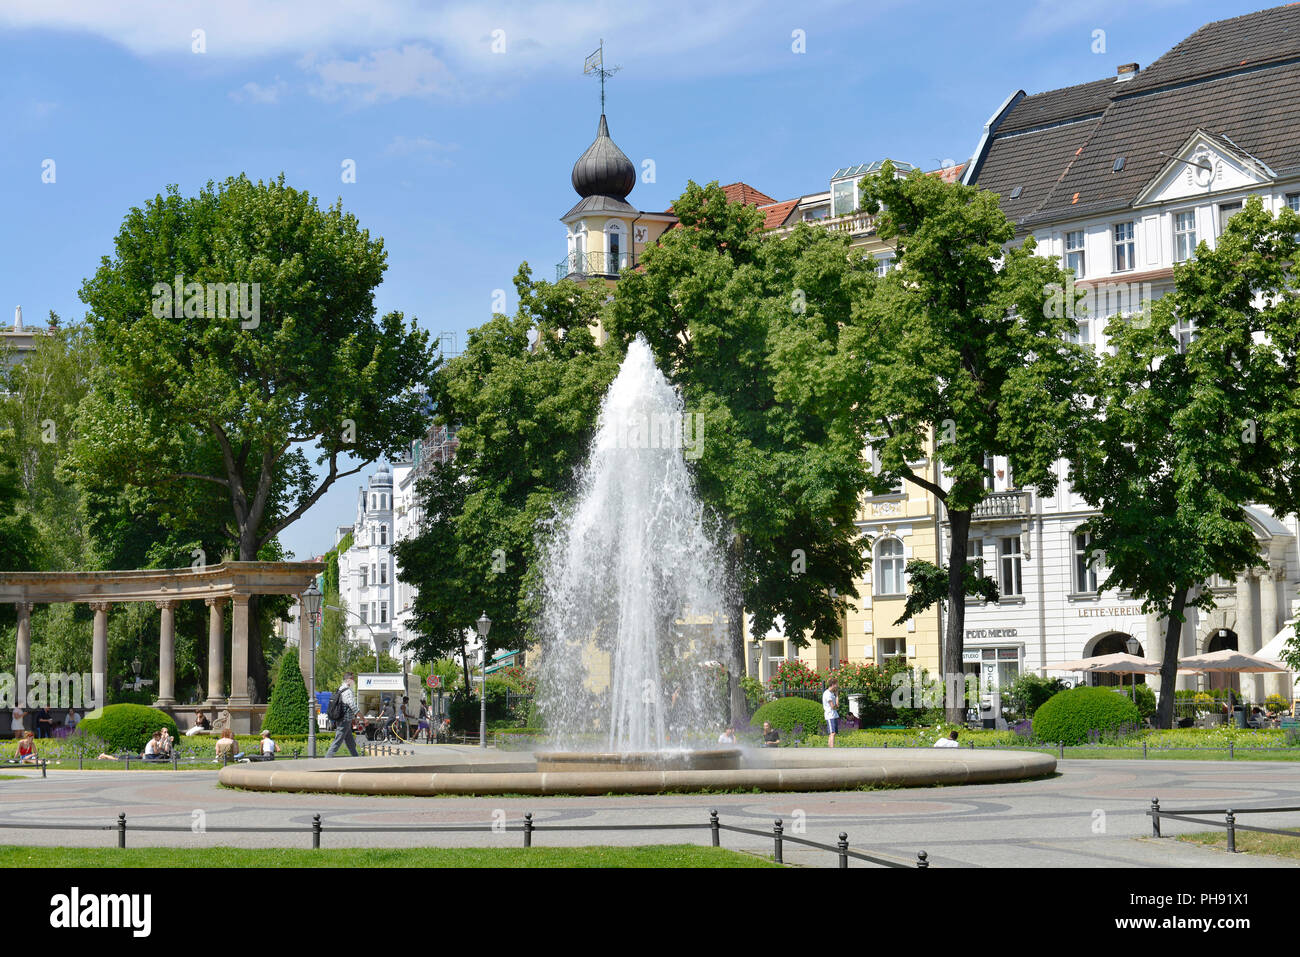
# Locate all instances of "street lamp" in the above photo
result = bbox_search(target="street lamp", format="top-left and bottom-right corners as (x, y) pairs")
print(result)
(302, 583), (323, 757)
(1125, 636), (1142, 706)
(476, 612), (492, 749)
(130, 656), (142, 691)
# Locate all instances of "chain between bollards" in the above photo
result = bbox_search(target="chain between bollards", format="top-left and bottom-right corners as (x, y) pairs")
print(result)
(837, 832), (849, 869)
(773, 819), (783, 864)
(312, 813), (321, 849)
(710, 809), (719, 847)
(1151, 798), (1161, 838)
(1225, 809), (1236, 853)
(117, 812), (126, 848)
(524, 812), (533, 848)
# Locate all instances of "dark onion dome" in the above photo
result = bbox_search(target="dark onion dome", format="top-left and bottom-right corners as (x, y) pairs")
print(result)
(571, 114), (636, 200)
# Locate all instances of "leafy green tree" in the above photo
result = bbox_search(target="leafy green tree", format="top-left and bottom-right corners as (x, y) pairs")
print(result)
(608, 181), (873, 720)
(262, 651), (309, 735)
(394, 266), (620, 675)
(71, 174), (437, 699)
(854, 164), (1092, 721)
(1071, 197), (1300, 728)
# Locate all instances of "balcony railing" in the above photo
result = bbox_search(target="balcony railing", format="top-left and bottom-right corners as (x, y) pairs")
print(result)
(770, 211), (877, 240)
(970, 491), (1028, 522)
(555, 250), (633, 283)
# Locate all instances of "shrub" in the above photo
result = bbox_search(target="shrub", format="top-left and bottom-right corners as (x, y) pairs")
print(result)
(1006, 673), (1068, 718)
(1032, 686), (1140, 745)
(750, 697), (824, 742)
(767, 658), (822, 691)
(1265, 694), (1289, 714)
(262, 652), (310, 736)
(448, 680), (515, 732)
(740, 676), (767, 717)
(78, 704), (178, 753)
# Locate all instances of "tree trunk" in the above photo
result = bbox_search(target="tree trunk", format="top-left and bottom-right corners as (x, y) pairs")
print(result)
(1155, 588), (1189, 730)
(944, 509), (972, 724)
(727, 533), (747, 727)
(461, 637), (471, 692)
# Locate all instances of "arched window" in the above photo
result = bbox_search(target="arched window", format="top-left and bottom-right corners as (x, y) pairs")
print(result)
(605, 222), (625, 272)
(875, 538), (906, 596)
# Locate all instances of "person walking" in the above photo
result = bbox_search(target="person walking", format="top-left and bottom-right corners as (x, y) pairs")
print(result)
(325, 672), (360, 757)
(822, 677), (840, 749)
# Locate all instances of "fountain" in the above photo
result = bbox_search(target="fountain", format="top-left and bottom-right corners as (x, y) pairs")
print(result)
(221, 337), (1055, 795)
(532, 335), (737, 770)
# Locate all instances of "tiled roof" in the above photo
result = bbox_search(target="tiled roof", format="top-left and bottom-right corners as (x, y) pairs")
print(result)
(931, 162), (968, 183)
(720, 182), (778, 206)
(759, 198), (800, 229)
(970, 3), (1300, 227)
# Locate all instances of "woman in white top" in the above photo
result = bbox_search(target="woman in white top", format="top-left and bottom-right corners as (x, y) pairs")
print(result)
(260, 729), (280, 760)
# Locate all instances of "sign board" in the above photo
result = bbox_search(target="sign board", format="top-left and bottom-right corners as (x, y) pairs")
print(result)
(358, 674), (406, 692)
(426, 675), (441, 689)
(962, 650), (982, 663)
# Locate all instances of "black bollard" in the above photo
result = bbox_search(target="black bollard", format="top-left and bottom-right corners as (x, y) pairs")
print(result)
(837, 832), (849, 869)
(312, 813), (322, 849)
(773, 819), (784, 865)
(117, 812), (127, 848)
(1225, 810), (1236, 853)
(524, 812), (533, 848)
(709, 809), (720, 847)
(1151, 798), (1161, 838)
(917, 851), (929, 869)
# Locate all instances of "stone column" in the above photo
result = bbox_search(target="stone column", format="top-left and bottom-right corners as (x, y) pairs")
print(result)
(154, 599), (177, 707)
(205, 598), (226, 705)
(228, 595), (251, 708)
(14, 602), (31, 709)
(1237, 571), (1257, 702)
(89, 601), (111, 712)
(1259, 566), (1281, 702)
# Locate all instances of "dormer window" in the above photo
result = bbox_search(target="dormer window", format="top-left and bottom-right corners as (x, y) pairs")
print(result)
(831, 180), (857, 217)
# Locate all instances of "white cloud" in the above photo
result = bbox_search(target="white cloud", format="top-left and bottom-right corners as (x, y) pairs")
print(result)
(304, 45), (459, 103)
(385, 135), (460, 157)
(230, 77), (287, 103)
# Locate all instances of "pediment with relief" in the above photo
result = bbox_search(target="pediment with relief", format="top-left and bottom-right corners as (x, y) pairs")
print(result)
(1133, 129), (1275, 207)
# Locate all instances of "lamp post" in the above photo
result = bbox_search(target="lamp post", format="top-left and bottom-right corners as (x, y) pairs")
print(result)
(131, 656), (142, 692)
(1125, 636), (1142, 706)
(303, 584), (323, 757)
(476, 613), (492, 749)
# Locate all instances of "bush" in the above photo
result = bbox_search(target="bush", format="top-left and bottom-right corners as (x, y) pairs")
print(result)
(448, 679), (515, 732)
(767, 658), (822, 691)
(739, 676), (766, 717)
(1265, 694), (1289, 714)
(1006, 673), (1068, 718)
(1032, 686), (1140, 745)
(262, 652), (310, 736)
(1124, 682), (1156, 720)
(750, 697), (824, 742)
(78, 704), (179, 753)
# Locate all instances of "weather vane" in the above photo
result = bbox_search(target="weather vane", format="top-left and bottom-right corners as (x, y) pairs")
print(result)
(583, 39), (620, 114)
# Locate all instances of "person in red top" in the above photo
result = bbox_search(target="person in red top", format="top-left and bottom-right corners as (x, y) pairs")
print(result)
(16, 731), (38, 764)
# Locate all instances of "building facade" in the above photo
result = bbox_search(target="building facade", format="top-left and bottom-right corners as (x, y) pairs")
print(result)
(960, 4), (1300, 704)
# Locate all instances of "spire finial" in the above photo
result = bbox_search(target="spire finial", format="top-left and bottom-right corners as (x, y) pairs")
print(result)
(583, 39), (620, 114)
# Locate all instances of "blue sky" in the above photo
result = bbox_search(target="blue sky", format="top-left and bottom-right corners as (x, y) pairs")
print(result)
(0, 0), (1271, 561)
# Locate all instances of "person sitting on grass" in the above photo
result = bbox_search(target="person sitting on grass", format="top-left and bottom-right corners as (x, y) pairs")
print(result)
(933, 730), (960, 749)
(762, 722), (780, 747)
(16, 731), (38, 764)
(158, 727), (174, 757)
(142, 731), (166, 762)
(214, 728), (239, 764)
(259, 728), (280, 761)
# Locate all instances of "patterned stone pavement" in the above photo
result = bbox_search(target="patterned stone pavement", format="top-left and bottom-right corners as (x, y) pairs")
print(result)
(1, 757), (1298, 867)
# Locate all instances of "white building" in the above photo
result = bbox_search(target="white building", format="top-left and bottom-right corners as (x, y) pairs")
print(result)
(336, 460), (412, 660)
(958, 5), (1300, 704)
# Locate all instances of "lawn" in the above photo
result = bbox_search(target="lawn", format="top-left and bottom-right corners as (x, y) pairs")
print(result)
(1177, 828), (1300, 859)
(0, 844), (778, 868)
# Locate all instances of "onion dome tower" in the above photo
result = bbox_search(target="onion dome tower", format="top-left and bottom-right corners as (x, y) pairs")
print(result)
(571, 115), (636, 201)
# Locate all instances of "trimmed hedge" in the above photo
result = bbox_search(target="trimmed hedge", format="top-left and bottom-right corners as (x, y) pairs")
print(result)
(750, 697), (825, 742)
(1032, 686), (1140, 745)
(78, 705), (179, 753)
(262, 653), (310, 736)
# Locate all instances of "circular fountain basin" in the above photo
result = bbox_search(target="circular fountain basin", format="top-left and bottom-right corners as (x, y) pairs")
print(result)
(534, 749), (741, 773)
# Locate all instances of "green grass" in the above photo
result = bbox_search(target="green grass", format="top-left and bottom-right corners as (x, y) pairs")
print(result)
(1177, 828), (1300, 859)
(0, 844), (777, 868)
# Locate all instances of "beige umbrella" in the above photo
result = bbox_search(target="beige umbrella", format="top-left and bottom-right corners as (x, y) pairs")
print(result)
(1044, 653), (1164, 708)
(1177, 649), (1289, 716)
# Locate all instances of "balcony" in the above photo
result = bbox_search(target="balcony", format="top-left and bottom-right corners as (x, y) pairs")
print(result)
(770, 211), (877, 240)
(555, 250), (633, 283)
(970, 491), (1028, 522)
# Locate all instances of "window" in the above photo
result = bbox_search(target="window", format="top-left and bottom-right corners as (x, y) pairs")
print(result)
(764, 639), (785, 675)
(1173, 210), (1197, 262)
(1064, 230), (1085, 277)
(966, 539), (986, 580)
(879, 638), (907, 662)
(360, 604), (369, 624)
(802, 207), (829, 222)
(875, 538), (906, 596)
(1287, 193), (1300, 213)
(831, 180), (856, 217)
(380, 563), (388, 585)
(1113, 222), (1135, 272)
(380, 524), (389, 546)
(999, 537), (1023, 597)
(868, 444), (903, 495)
(1175, 313), (1196, 354)
(360, 567), (368, 588)
(982, 453), (996, 491)
(997, 648), (1021, 689)
(1218, 201), (1242, 235)
(380, 602), (388, 624)
(1073, 530), (1099, 593)
(874, 254), (895, 277)
(1067, 315), (1091, 347)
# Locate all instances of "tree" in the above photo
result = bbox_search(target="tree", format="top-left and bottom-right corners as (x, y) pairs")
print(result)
(262, 651), (309, 735)
(394, 266), (621, 669)
(854, 164), (1092, 721)
(1071, 196), (1300, 728)
(71, 174), (437, 699)
(608, 181), (873, 721)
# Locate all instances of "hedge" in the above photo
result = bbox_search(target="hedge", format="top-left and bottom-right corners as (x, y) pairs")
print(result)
(77, 705), (178, 753)
(262, 653), (310, 736)
(1032, 686), (1140, 745)
(750, 697), (824, 742)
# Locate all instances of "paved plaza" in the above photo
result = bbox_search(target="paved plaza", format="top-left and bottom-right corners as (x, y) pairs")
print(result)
(1, 752), (1298, 867)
